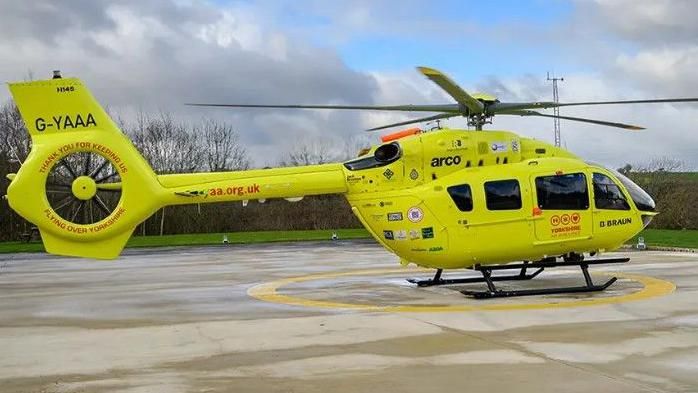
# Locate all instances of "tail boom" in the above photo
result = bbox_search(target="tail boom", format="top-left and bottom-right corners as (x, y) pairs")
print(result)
(5, 76), (350, 259)
(159, 164), (348, 205)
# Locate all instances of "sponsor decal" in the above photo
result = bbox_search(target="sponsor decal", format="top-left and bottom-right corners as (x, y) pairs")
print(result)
(361, 202), (376, 208)
(383, 230), (394, 240)
(175, 190), (207, 197)
(409, 168), (419, 180)
(383, 168), (394, 179)
(379, 201), (393, 207)
(387, 212), (403, 221)
(370, 214), (383, 221)
(407, 207), (424, 223)
(511, 139), (520, 152)
(346, 174), (362, 183)
(600, 218), (632, 228)
(409, 229), (421, 240)
(35, 113), (97, 132)
(490, 142), (507, 153)
(421, 226), (434, 239)
(428, 246), (444, 252)
(451, 139), (464, 149)
(395, 230), (407, 240)
(430, 156), (461, 167)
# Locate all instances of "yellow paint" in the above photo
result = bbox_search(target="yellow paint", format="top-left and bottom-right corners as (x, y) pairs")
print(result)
(247, 268), (675, 312)
(6, 76), (656, 265)
(71, 176), (97, 200)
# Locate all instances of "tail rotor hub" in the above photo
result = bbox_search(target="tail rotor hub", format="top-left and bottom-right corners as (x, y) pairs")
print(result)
(71, 176), (97, 200)
(46, 151), (123, 225)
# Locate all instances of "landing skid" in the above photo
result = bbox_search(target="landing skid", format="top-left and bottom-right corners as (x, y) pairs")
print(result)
(407, 257), (630, 299)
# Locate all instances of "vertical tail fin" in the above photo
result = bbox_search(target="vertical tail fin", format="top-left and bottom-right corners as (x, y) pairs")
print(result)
(6, 76), (163, 259)
(9, 77), (122, 139)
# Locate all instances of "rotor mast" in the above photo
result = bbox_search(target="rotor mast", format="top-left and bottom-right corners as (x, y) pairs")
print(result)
(547, 72), (564, 147)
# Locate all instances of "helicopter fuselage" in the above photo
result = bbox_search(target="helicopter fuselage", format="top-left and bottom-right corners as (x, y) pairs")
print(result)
(342, 129), (655, 269)
(6, 77), (656, 262)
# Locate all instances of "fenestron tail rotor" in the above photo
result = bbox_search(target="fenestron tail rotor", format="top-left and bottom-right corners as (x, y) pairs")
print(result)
(187, 66), (698, 132)
(46, 152), (122, 225)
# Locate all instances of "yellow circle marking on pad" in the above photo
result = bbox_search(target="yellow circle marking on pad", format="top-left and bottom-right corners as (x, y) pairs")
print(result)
(247, 268), (675, 312)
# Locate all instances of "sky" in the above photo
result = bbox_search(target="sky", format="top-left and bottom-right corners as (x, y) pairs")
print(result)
(1, 0), (697, 169)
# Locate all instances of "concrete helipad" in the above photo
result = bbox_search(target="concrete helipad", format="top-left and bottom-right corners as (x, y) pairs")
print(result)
(1, 241), (697, 392)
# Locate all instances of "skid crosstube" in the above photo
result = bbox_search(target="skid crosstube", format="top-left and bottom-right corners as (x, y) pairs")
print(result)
(407, 257), (630, 299)
(406, 262), (544, 287)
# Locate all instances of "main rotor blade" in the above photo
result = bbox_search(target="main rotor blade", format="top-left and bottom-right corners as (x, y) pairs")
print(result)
(490, 97), (698, 112)
(558, 97), (698, 108)
(417, 66), (484, 114)
(187, 102), (459, 113)
(366, 113), (460, 132)
(503, 110), (644, 130)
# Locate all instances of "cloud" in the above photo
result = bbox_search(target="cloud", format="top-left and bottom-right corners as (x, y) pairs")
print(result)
(586, 0), (698, 44)
(0, 0), (696, 169)
(0, 0), (382, 165)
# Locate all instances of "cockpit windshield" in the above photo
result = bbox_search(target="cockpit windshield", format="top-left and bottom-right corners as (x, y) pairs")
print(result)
(606, 168), (656, 212)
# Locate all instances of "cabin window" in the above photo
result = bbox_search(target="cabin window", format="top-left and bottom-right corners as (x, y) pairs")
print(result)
(484, 180), (522, 210)
(535, 173), (589, 210)
(447, 184), (473, 211)
(593, 173), (630, 210)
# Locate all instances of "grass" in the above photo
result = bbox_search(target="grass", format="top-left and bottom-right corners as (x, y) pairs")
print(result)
(0, 228), (371, 254)
(0, 228), (695, 255)
(628, 228), (698, 249)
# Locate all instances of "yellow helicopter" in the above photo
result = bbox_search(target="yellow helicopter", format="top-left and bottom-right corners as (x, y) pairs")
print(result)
(5, 67), (697, 298)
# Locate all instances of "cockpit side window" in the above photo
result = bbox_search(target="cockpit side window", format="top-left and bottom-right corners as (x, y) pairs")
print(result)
(593, 173), (630, 210)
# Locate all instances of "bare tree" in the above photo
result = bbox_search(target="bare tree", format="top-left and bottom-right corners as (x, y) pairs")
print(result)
(196, 118), (250, 171)
(630, 157), (684, 201)
(126, 111), (202, 173)
(629, 157), (696, 229)
(340, 134), (373, 161)
(617, 163), (632, 175)
(633, 157), (683, 174)
(0, 101), (30, 241)
(279, 137), (342, 166)
(0, 102), (30, 165)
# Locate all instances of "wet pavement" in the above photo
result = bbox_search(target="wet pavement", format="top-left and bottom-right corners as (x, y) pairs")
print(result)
(1, 241), (697, 392)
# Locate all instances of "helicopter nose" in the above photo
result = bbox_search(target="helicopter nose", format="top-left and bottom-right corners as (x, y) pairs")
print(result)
(641, 213), (654, 228)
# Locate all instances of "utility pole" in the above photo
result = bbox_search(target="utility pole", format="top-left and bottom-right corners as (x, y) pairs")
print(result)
(547, 72), (564, 147)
